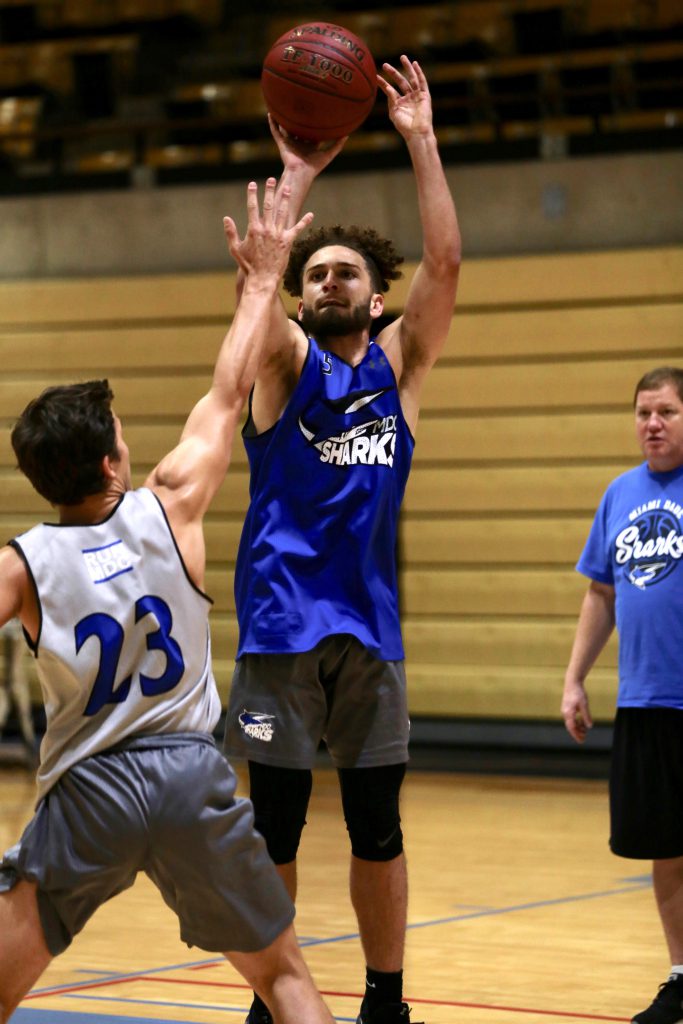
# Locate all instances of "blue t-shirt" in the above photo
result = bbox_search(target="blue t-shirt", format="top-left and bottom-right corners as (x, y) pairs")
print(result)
(234, 337), (415, 660)
(577, 462), (683, 707)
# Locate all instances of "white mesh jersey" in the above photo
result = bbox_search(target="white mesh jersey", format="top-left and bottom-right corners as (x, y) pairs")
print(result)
(11, 488), (221, 802)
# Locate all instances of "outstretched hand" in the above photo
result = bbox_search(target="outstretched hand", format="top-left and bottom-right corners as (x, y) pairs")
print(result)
(267, 113), (347, 175)
(378, 55), (434, 138)
(223, 176), (313, 281)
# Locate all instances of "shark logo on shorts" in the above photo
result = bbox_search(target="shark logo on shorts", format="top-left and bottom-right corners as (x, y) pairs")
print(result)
(238, 710), (275, 743)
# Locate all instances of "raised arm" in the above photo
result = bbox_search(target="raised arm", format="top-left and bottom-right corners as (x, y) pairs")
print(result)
(561, 579), (616, 743)
(269, 116), (347, 228)
(376, 57), (461, 418)
(227, 123), (347, 429)
(145, 178), (312, 534)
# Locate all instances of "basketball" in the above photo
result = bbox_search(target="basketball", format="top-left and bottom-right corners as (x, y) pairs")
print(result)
(261, 22), (377, 142)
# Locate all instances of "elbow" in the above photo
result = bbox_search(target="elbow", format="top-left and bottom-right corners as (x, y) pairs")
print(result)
(445, 230), (463, 273)
(446, 244), (462, 278)
(427, 244), (461, 283)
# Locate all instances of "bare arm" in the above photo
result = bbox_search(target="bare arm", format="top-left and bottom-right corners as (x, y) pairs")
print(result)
(561, 579), (616, 743)
(0, 545), (37, 642)
(376, 57), (461, 428)
(145, 178), (312, 538)
(228, 123), (347, 432)
(268, 116), (347, 228)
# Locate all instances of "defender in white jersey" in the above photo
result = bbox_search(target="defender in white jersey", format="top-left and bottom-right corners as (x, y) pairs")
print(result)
(0, 179), (335, 1024)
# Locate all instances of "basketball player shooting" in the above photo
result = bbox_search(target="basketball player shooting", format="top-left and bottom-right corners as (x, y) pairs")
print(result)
(224, 57), (462, 1024)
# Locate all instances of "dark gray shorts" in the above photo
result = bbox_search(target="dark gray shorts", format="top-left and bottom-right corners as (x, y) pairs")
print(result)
(0, 734), (294, 955)
(224, 634), (410, 769)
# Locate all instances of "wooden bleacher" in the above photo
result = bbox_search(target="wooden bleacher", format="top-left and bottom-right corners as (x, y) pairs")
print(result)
(0, 246), (681, 723)
(0, 95), (41, 158)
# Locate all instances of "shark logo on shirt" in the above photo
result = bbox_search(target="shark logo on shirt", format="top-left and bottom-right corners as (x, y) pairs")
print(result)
(615, 508), (683, 588)
(297, 387), (397, 467)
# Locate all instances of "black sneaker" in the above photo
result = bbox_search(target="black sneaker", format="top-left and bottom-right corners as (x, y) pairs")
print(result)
(633, 975), (683, 1024)
(356, 1003), (424, 1023)
(244, 1003), (273, 1024)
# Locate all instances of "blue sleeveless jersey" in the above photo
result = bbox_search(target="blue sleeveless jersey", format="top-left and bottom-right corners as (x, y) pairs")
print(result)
(235, 338), (415, 660)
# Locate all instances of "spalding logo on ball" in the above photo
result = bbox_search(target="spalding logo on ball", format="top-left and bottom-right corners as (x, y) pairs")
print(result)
(261, 22), (377, 142)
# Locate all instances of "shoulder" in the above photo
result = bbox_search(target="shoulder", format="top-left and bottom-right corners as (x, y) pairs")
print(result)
(604, 463), (648, 497)
(0, 542), (29, 576)
(271, 317), (309, 371)
(254, 319), (309, 401)
(139, 482), (178, 526)
(372, 317), (404, 380)
(0, 543), (33, 625)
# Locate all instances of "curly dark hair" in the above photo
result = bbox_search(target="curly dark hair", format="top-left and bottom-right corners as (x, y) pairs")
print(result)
(283, 224), (404, 297)
(11, 379), (118, 506)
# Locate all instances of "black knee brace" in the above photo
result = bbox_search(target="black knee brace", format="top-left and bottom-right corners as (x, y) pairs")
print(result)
(338, 763), (406, 862)
(247, 762), (313, 865)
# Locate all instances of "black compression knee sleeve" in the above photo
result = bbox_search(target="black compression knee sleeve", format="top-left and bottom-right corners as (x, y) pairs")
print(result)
(338, 763), (407, 862)
(248, 761), (313, 865)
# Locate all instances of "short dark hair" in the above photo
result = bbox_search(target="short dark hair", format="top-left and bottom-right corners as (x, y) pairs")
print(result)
(283, 224), (404, 297)
(633, 367), (683, 406)
(11, 379), (118, 506)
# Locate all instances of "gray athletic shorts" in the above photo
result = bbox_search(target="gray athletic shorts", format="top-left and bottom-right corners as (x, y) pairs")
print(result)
(224, 634), (410, 769)
(0, 733), (294, 956)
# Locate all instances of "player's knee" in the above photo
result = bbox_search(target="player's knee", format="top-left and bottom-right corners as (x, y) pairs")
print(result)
(248, 762), (313, 865)
(338, 763), (406, 862)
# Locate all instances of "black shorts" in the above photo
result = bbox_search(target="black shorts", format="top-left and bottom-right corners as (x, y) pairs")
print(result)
(610, 706), (683, 859)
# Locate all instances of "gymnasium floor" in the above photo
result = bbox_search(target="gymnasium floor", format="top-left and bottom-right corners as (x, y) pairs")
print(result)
(2, 762), (663, 1024)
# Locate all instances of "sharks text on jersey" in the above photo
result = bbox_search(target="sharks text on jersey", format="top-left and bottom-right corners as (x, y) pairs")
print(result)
(298, 414), (397, 467)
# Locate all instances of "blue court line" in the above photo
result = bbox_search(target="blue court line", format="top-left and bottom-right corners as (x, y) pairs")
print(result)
(27, 957), (223, 995)
(14, 1011), (195, 1024)
(61, 993), (356, 1023)
(298, 880), (653, 947)
(25, 878), (652, 1001)
(62, 993), (263, 1014)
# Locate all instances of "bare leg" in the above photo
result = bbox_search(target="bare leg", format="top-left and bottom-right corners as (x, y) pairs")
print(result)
(653, 857), (683, 963)
(350, 853), (407, 971)
(275, 860), (297, 902)
(226, 923), (334, 1024)
(0, 881), (52, 1022)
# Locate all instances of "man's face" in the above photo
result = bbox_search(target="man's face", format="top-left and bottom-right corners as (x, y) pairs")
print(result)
(298, 244), (383, 339)
(635, 383), (683, 473)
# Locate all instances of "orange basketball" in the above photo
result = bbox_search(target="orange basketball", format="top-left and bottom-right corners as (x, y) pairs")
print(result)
(261, 22), (377, 142)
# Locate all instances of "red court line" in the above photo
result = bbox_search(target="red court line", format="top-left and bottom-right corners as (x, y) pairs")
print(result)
(26, 970), (629, 1021)
(24, 974), (249, 1001)
(141, 977), (632, 1022)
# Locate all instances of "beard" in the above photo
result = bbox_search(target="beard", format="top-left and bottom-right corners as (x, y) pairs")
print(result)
(299, 299), (372, 342)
